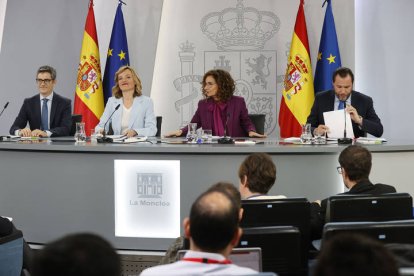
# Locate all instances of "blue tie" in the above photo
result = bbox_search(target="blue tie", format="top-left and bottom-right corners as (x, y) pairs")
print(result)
(338, 101), (345, 110)
(41, 98), (49, 131)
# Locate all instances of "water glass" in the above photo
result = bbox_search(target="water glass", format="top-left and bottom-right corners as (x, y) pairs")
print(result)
(186, 123), (197, 142)
(74, 122), (86, 142)
(203, 129), (213, 143)
(313, 128), (327, 145)
(300, 124), (312, 144)
(90, 128), (100, 143)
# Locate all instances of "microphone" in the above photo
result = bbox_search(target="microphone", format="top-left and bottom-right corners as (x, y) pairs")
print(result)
(218, 113), (234, 144)
(0, 102), (9, 117)
(97, 104), (121, 143)
(338, 101), (352, 144)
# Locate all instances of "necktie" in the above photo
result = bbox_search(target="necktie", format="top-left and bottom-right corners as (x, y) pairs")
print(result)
(41, 98), (49, 131)
(338, 100), (345, 110)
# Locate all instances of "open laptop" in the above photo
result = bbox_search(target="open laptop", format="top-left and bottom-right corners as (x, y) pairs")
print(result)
(177, 247), (262, 272)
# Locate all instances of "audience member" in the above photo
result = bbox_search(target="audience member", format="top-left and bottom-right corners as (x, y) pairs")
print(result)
(310, 145), (396, 239)
(238, 153), (286, 200)
(307, 67), (383, 138)
(10, 65), (72, 137)
(32, 233), (121, 276)
(313, 233), (399, 276)
(159, 182), (242, 265)
(141, 187), (257, 275)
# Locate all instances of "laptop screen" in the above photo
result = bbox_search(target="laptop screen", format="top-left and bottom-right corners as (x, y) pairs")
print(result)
(177, 247), (262, 272)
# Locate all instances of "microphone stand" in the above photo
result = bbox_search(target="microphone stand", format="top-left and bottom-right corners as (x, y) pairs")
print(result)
(97, 104), (121, 143)
(218, 113), (234, 144)
(0, 102), (9, 118)
(338, 101), (352, 144)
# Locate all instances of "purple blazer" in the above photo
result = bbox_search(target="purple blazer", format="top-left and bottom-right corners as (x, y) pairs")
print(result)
(181, 96), (255, 137)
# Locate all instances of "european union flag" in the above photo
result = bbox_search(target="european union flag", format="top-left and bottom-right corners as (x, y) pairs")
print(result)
(314, 0), (341, 93)
(103, 1), (130, 104)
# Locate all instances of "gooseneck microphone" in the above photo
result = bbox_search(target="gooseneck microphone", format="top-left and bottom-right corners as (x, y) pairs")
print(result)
(338, 101), (352, 144)
(0, 102), (9, 118)
(98, 104), (121, 143)
(218, 113), (234, 144)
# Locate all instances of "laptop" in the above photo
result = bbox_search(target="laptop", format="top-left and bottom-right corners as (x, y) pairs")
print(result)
(177, 247), (262, 272)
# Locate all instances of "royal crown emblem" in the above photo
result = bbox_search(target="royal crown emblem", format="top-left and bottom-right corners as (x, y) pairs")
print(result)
(77, 54), (101, 99)
(284, 54), (310, 100)
(200, 0), (280, 51)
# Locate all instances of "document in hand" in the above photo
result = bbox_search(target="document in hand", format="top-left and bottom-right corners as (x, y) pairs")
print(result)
(323, 110), (354, 139)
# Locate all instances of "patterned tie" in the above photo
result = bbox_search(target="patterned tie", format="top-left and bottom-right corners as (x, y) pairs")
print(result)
(41, 98), (49, 131)
(338, 100), (345, 110)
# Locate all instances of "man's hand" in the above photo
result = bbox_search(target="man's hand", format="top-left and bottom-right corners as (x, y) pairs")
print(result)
(315, 125), (329, 135)
(31, 129), (47, 137)
(19, 128), (32, 137)
(346, 104), (363, 125)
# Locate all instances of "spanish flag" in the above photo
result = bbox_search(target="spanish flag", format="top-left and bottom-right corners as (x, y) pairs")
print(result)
(74, 0), (104, 136)
(279, 0), (314, 138)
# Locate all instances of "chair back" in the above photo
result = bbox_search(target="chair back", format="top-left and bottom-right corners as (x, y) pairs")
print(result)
(70, 114), (82, 136)
(155, 116), (162, 137)
(0, 230), (23, 276)
(326, 193), (413, 223)
(248, 114), (265, 134)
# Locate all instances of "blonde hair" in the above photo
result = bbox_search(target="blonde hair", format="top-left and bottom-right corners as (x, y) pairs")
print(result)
(112, 66), (142, 98)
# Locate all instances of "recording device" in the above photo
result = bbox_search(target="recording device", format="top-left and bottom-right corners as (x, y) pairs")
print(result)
(338, 101), (352, 144)
(97, 104), (121, 143)
(0, 101), (9, 118)
(218, 113), (234, 144)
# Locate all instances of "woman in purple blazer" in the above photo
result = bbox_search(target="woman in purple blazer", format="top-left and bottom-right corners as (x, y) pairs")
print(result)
(166, 69), (265, 138)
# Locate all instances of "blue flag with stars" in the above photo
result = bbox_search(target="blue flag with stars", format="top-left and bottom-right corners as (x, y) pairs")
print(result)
(314, 0), (341, 93)
(103, 1), (130, 104)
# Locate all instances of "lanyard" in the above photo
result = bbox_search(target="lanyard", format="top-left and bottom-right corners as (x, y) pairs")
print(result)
(182, 257), (232, 265)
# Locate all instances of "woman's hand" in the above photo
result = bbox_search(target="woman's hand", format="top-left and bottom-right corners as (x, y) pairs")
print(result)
(164, 130), (183, 138)
(248, 131), (267, 138)
(123, 129), (138, 138)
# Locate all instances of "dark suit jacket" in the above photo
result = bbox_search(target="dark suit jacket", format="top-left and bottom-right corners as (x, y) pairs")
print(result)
(310, 180), (396, 239)
(0, 217), (12, 237)
(181, 96), (255, 137)
(10, 92), (72, 137)
(307, 90), (383, 138)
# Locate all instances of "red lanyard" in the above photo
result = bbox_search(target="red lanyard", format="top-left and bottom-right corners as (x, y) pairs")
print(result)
(182, 257), (232, 265)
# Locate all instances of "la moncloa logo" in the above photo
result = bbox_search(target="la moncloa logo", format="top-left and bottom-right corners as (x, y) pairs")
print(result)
(137, 173), (163, 198)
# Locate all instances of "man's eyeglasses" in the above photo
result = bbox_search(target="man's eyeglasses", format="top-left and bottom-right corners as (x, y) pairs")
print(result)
(336, 166), (343, 174)
(36, 78), (53, 85)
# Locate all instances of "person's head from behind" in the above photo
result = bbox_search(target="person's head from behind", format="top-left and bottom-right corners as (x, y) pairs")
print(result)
(36, 65), (57, 97)
(207, 181), (243, 220)
(32, 233), (121, 276)
(112, 65), (142, 98)
(332, 67), (354, 101)
(338, 145), (371, 188)
(184, 188), (241, 257)
(201, 69), (235, 102)
(313, 233), (398, 276)
(238, 153), (276, 199)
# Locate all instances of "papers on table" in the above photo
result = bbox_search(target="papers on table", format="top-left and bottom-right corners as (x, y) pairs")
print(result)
(111, 136), (148, 143)
(323, 110), (354, 139)
(356, 137), (387, 144)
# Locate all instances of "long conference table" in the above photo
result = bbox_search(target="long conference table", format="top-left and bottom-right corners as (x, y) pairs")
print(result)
(0, 138), (413, 251)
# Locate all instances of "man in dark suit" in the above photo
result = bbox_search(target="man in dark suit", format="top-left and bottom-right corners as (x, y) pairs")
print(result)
(310, 145), (396, 239)
(10, 65), (71, 137)
(307, 67), (383, 138)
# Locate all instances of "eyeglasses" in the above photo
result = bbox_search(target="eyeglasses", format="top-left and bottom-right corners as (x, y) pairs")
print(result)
(336, 166), (343, 174)
(36, 78), (53, 85)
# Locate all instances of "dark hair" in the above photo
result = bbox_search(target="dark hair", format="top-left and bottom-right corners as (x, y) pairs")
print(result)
(332, 67), (354, 83)
(189, 188), (239, 252)
(339, 145), (371, 182)
(313, 233), (399, 276)
(32, 233), (121, 276)
(202, 69), (235, 102)
(238, 153), (276, 194)
(207, 181), (242, 209)
(37, 65), (57, 80)
(112, 66), (142, 98)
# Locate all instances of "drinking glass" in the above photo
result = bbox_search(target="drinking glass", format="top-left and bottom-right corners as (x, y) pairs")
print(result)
(186, 123), (197, 142)
(300, 124), (312, 144)
(203, 129), (213, 143)
(74, 122), (86, 142)
(313, 128), (326, 145)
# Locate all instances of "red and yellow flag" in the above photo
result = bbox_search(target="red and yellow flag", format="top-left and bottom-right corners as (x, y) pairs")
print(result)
(74, 0), (104, 136)
(279, 0), (315, 138)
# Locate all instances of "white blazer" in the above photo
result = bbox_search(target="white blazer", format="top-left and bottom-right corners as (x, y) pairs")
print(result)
(96, 95), (157, 136)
